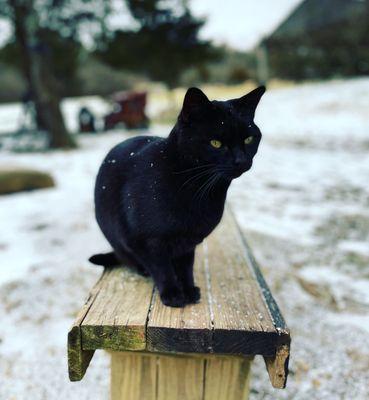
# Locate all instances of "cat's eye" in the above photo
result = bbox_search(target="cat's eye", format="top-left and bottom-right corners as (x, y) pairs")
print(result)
(210, 139), (222, 148)
(244, 136), (254, 145)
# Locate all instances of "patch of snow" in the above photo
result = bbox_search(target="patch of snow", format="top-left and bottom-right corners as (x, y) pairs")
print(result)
(1, 78), (369, 399)
(339, 240), (369, 256)
(329, 313), (369, 334)
(298, 265), (369, 307)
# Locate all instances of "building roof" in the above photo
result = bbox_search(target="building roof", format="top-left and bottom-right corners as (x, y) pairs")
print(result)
(268, 0), (368, 39)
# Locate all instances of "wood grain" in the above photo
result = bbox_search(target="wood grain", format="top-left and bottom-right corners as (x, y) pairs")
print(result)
(68, 207), (291, 389)
(232, 207), (291, 388)
(147, 244), (213, 354)
(264, 344), (290, 389)
(204, 357), (251, 400)
(81, 268), (154, 351)
(204, 210), (278, 355)
(111, 352), (157, 400)
(110, 352), (251, 400)
(68, 272), (108, 381)
(157, 354), (204, 400)
(147, 208), (282, 357)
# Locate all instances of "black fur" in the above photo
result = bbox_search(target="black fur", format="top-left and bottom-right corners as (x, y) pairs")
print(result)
(89, 252), (120, 266)
(89, 251), (150, 276)
(90, 86), (265, 307)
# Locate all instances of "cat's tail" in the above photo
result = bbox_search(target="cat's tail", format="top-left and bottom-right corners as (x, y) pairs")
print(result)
(88, 252), (121, 268)
(89, 250), (149, 276)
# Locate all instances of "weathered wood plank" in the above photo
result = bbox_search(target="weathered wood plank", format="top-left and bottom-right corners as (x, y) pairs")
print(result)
(68, 272), (109, 381)
(205, 210), (278, 355)
(235, 213), (289, 333)
(81, 268), (154, 352)
(147, 244), (213, 353)
(69, 206), (291, 389)
(264, 344), (290, 389)
(68, 328), (94, 381)
(231, 208), (291, 387)
(147, 208), (282, 357)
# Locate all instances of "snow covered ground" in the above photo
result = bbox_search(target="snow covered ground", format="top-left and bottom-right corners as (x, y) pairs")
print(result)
(0, 78), (369, 399)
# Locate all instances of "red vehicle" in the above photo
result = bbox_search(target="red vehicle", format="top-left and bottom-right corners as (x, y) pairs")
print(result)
(104, 91), (149, 130)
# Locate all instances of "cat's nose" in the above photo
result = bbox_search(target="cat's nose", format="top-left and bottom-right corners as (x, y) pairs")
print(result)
(233, 154), (245, 167)
(232, 149), (248, 170)
(232, 148), (245, 166)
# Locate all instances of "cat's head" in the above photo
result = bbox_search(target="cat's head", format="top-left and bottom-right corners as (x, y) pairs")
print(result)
(173, 86), (265, 180)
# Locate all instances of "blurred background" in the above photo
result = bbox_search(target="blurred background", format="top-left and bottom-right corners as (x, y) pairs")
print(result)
(0, 0), (368, 399)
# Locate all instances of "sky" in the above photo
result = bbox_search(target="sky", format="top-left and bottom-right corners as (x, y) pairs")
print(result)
(190, 0), (303, 50)
(0, 0), (303, 50)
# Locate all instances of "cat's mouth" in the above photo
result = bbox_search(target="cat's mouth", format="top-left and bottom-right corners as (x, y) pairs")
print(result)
(231, 169), (244, 178)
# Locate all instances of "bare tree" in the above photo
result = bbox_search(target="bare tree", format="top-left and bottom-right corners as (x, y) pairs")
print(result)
(1, 0), (110, 149)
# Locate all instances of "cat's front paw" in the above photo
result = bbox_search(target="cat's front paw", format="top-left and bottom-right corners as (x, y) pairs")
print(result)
(160, 287), (186, 308)
(184, 286), (201, 304)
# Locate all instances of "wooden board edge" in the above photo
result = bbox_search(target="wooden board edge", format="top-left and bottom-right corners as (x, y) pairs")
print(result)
(81, 324), (147, 352)
(147, 326), (282, 357)
(67, 270), (108, 381)
(107, 350), (255, 362)
(263, 343), (290, 389)
(229, 206), (288, 332)
(239, 232), (291, 388)
(68, 325), (95, 381)
(227, 206), (292, 388)
(212, 329), (282, 356)
(146, 326), (213, 354)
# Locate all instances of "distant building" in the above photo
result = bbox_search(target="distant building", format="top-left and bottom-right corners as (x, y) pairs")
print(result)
(261, 0), (369, 80)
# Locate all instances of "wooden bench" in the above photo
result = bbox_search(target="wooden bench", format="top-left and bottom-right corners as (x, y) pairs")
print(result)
(68, 208), (291, 399)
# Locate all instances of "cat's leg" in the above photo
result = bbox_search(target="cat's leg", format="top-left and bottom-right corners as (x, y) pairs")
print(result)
(150, 255), (186, 307)
(173, 251), (201, 304)
(113, 242), (150, 276)
(133, 241), (186, 307)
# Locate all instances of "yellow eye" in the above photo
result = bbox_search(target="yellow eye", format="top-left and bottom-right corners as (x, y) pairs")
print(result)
(244, 136), (253, 145)
(210, 139), (222, 148)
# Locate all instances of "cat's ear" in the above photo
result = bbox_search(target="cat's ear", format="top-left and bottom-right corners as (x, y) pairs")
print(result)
(181, 87), (211, 122)
(232, 86), (266, 118)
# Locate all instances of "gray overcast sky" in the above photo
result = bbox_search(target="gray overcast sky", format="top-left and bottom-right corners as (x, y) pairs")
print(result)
(0, 0), (303, 50)
(190, 0), (303, 50)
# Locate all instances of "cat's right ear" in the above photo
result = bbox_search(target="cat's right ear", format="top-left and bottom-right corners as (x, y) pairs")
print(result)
(231, 86), (266, 119)
(180, 87), (211, 122)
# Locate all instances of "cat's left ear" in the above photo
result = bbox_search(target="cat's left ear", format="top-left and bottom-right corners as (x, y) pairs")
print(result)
(231, 86), (266, 118)
(180, 87), (211, 122)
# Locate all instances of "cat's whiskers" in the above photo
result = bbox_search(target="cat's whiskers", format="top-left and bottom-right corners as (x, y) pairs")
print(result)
(177, 167), (216, 193)
(177, 164), (230, 204)
(191, 170), (221, 209)
(202, 172), (222, 202)
(197, 174), (218, 206)
(173, 163), (216, 175)
(213, 165), (236, 179)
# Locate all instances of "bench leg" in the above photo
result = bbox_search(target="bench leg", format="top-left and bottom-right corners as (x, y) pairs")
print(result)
(110, 352), (251, 400)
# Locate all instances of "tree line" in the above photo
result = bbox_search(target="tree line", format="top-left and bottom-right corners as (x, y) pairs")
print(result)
(0, 0), (217, 149)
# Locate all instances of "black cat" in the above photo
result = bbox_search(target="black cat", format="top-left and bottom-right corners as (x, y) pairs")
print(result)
(89, 86), (265, 307)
